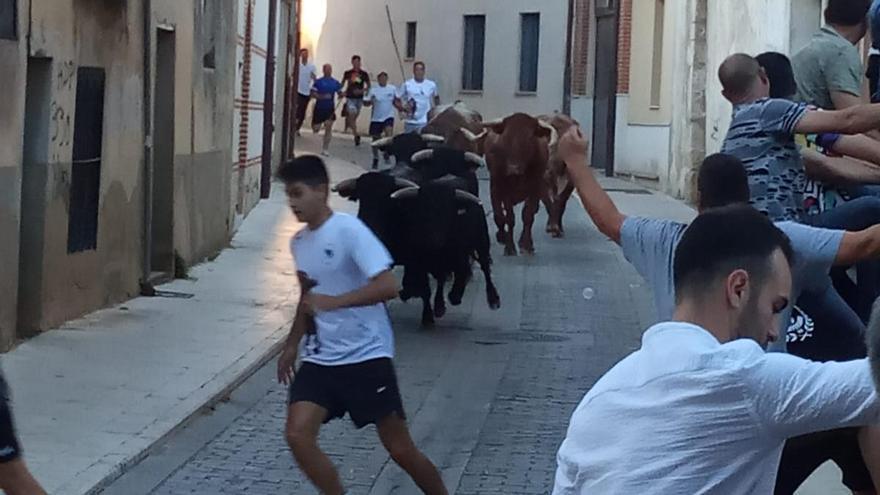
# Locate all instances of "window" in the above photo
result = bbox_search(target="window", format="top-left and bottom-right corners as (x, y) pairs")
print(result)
(650, 0), (665, 107)
(406, 22), (417, 60)
(0, 0), (16, 40)
(519, 13), (540, 93)
(462, 15), (486, 91)
(68, 67), (106, 253)
(201, 0), (217, 68)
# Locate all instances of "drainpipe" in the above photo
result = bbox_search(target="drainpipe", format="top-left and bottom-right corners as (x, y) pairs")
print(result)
(140, 0), (155, 295)
(260, 0), (279, 199)
(563, 0), (575, 115)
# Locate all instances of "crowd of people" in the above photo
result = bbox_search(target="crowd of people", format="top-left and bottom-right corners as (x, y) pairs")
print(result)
(294, 49), (440, 167)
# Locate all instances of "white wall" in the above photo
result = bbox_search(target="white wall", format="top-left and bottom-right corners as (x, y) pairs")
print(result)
(313, 0), (568, 120)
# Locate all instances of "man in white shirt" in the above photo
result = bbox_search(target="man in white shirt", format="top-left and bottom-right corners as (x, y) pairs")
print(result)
(553, 204), (880, 494)
(275, 156), (447, 495)
(296, 48), (317, 136)
(364, 71), (397, 169)
(395, 61), (440, 134)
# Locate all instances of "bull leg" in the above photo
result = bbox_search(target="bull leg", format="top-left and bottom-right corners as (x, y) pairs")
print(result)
(503, 201), (518, 256)
(407, 266), (434, 327)
(518, 197), (539, 255)
(544, 184), (561, 237)
(490, 183), (508, 246)
(473, 216), (501, 310)
(448, 262), (472, 306)
(433, 274), (447, 319)
(556, 182), (575, 237)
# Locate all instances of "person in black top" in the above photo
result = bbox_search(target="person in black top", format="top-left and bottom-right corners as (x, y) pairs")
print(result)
(341, 55), (370, 146)
(0, 369), (46, 495)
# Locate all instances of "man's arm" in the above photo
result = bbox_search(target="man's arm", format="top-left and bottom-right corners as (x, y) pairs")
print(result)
(277, 300), (310, 384)
(802, 148), (880, 185)
(559, 127), (627, 243)
(830, 91), (880, 141)
(796, 104), (880, 136)
(836, 225), (880, 266)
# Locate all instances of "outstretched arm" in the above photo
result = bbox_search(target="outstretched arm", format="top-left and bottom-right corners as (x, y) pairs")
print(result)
(559, 127), (627, 244)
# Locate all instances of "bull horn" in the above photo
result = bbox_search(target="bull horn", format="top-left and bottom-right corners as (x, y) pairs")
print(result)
(539, 120), (559, 148)
(333, 178), (357, 194)
(421, 133), (446, 143)
(460, 128), (487, 142)
(411, 149), (434, 162)
(463, 152), (486, 168)
(455, 190), (482, 205)
(394, 178), (419, 189)
(390, 186), (420, 200)
(371, 136), (394, 148)
(481, 118), (504, 127)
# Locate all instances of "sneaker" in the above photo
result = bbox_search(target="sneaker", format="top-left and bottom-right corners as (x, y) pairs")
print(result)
(321, 150), (331, 157)
(295, 130), (302, 137)
(354, 135), (361, 147)
(372, 158), (379, 170)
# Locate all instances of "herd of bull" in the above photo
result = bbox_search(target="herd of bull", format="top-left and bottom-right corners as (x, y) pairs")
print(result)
(332, 102), (580, 326)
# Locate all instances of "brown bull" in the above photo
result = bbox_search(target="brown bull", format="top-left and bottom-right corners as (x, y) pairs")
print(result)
(539, 113), (580, 238)
(461, 113), (558, 256)
(422, 102), (484, 153)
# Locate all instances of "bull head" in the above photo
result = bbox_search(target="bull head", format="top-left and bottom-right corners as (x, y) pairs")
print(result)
(411, 149), (485, 171)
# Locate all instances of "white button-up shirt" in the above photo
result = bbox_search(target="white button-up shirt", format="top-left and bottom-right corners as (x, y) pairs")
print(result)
(553, 322), (880, 494)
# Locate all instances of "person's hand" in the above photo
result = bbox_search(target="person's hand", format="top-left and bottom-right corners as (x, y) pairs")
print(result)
(558, 126), (589, 164)
(302, 293), (341, 315)
(277, 346), (298, 385)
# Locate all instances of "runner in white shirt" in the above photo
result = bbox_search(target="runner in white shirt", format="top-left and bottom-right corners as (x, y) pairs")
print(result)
(275, 155), (448, 495)
(394, 61), (440, 133)
(364, 72), (397, 169)
(296, 48), (317, 135)
(553, 205), (880, 495)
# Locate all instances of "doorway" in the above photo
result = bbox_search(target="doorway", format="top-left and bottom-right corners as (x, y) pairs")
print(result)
(592, 0), (619, 176)
(151, 28), (176, 280)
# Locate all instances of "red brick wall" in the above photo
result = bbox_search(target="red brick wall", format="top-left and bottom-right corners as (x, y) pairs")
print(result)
(572, 0), (591, 96)
(617, 0), (632, 94)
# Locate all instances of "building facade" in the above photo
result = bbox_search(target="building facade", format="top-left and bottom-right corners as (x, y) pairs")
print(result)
(0, 0), (293, 350)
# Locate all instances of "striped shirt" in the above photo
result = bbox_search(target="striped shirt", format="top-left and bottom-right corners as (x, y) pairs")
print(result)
(720, 98), (809, 221)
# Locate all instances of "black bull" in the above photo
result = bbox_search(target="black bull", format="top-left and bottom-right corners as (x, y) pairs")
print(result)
(334, 148), (501, 326)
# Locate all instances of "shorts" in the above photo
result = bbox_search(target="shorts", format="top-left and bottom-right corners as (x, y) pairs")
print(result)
(288, 357), (405, 428)
(312, 106), (336, 127)
(775, 428), (873, 494)
(345, 98), (364, 115)
(804, 133), (842, 153)
(404, 122), (426, 134)
(0, 374), (21, 463)
(369, 118), (394, 138)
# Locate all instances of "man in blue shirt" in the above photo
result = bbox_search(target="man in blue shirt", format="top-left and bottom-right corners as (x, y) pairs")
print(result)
(311, 64), (343, 156)
(868, 0), (880, 101)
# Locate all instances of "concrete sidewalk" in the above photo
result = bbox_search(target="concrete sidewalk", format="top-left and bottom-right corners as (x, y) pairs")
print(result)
(2, 154), (364, 494)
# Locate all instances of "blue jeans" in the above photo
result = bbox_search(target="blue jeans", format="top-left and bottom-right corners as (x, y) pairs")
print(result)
(805, 196), (880, 322)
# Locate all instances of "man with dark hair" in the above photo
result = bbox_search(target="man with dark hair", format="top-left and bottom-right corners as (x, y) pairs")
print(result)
(557, 127), (880, 493)
(295, 48), (318, 136)
(395, 61), (440, 133)
(868, 0), (880, 101)
(275, 156), (447, 495)
(554, 202), (880, 493)
(341, 55), (370, 146)
(364, 71), (397, 169)
(793, 0), (871, 113)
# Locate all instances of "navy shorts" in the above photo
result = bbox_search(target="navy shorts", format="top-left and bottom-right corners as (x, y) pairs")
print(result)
(369, 118), (394, 138)
(288, 358), (405, 428)
(312, 106), (336, 126)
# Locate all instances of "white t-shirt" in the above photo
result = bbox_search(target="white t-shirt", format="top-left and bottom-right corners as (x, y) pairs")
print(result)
(553, 322), (880, 494)
(367, 84), (398, 122)
(398, 78), (438, 125)
(298, 62), (317, 96)
(290, 213), (395, 366)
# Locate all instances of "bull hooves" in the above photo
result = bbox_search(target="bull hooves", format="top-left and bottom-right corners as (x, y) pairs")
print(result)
(434, 307), (447, 318)
(490, 302), (501, 310)
(421, 320), (435, 328)
(503, 248), (517, 256)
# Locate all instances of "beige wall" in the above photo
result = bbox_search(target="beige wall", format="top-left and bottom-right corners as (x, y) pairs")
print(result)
(627, 0), (674, 125)
(0, 0), (28, 349)
(313, 0), (569, 121)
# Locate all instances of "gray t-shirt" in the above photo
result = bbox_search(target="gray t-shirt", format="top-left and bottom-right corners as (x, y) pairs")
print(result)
(620, 216), (843, 333)
(793, 26), (864, 110)
(720, 98), (809, 222)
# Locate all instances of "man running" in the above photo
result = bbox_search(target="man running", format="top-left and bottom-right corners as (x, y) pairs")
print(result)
(395, 61), (440, 134)
(295, 48), (318, 136)
(0, 369), (46, 495)
(341, 55), (370, 146)
(364, 71), (397, 169)
(276, 155), (447, 495)
(311, 64), (343, 157)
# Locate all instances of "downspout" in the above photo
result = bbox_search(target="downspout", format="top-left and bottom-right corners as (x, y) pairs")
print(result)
(260, 0), (279, 199)
(140, 0), (154, 295)
(563, 0), (575, 115)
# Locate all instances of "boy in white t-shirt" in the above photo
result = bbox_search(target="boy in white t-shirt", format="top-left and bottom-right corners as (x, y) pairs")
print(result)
(364, 71), (397, 169)
(276, 156), (447, 495)
(395, 61), (440, 133)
